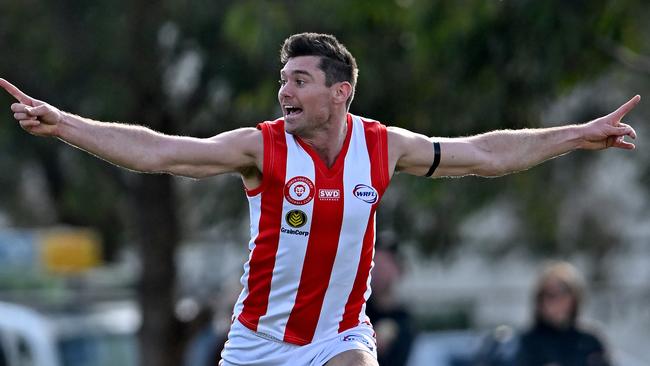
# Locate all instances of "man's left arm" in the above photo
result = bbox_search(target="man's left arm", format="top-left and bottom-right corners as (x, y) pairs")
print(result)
(389, 95), (640, 178)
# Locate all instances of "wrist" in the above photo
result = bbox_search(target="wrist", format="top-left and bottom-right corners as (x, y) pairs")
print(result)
(568, 124), (588, 150)
(55, 111), (74, 140)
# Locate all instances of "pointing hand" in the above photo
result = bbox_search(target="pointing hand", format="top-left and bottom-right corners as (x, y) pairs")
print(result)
(581, 95), (640, 150)
(1, 78), (63, 137)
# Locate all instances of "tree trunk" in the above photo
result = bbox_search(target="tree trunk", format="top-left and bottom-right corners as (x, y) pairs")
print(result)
(125, 2), (184, 365)
(131, 174), (183, 366)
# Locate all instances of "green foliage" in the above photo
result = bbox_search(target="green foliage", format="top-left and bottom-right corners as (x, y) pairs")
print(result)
(0, 0), (647, 258)
(1, 1), (648, 364)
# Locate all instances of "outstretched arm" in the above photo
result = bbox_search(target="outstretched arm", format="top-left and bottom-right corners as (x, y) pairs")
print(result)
(1, 78), (262, 178)
(389, 95), (640, 178)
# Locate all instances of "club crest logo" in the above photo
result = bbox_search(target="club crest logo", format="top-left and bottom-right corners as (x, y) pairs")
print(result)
(285, 210), (307, 228)
(284, 176), (315, 205)
(352, 184), (378, 204)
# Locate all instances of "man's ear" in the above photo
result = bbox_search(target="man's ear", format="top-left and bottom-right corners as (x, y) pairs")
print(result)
(332, 82), (353, 105)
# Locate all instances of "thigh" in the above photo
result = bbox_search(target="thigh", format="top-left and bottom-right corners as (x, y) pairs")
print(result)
(324, 349), (378, 366)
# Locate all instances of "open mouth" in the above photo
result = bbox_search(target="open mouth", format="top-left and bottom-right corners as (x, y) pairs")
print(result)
(284, 105), (303, 117)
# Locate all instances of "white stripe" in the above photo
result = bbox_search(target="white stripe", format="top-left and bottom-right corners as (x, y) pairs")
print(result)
(257, 133), (315, 338)
(313, 116), (374, 338)
(233, 193), (263, 318)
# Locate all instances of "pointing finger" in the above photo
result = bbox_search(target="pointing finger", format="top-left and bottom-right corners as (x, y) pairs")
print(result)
(0, 79), (35, 106)
(610, 95), (641, 120)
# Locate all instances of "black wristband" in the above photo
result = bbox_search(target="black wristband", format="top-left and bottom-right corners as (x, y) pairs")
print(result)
(424, 141), (441, 177)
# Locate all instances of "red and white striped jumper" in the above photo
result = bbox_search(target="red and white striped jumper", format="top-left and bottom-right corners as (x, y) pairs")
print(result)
(233, 113), (391, 346)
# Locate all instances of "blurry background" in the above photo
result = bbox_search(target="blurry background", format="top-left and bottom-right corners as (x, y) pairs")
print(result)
(0, 0), (649, 365)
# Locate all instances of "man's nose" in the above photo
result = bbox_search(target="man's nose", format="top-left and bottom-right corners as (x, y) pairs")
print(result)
(279, 83), (293, 99)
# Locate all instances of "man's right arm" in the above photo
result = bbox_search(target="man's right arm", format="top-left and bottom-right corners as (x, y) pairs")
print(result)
(1, 78), (262, 179)
(56, 114), (262, 178)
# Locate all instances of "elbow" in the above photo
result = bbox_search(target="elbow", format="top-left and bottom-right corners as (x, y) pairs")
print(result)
(159, 161), (211, 179)
(465, 147), (503, 177)
(474, 166), (505, 177)
(470, 142), (520, 177)
(476, 161), (526, 177)
(132, 152), (170, 174)
(472, 155), (513, 177)
(97, 155), (163, 174)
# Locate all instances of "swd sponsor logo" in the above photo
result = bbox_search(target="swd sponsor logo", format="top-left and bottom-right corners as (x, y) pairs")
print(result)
(318, 189), (340, 201)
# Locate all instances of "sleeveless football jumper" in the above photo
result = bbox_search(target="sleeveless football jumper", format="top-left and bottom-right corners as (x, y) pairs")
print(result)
(233, 114), (390, 346)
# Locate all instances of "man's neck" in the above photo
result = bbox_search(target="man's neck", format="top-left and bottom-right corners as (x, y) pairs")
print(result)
(300, 113), (348, 168)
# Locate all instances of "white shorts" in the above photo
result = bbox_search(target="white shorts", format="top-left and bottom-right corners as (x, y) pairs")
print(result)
(220, 319), (377, 366)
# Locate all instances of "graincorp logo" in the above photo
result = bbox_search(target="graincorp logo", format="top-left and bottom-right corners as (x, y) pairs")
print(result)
(352, 184), (378, 204)
(285, 210), (307, 228)
(282, 209), (310, 237)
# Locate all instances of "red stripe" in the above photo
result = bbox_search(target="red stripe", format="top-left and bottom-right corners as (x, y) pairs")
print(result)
(338, 120), (389, 332)
(238, 121), (287, 331)
(362, 120), (390, 193)
(283, 165), (346, 345)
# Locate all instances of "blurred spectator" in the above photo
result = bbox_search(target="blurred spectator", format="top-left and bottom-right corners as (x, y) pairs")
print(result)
(183, 278), (240, 366)
(366, 232), (416, 366)
(473, 325), (519, 366)
(515, 261), (610, 366)
(0, 334), (5, 366)
(182, 304), (224, 366)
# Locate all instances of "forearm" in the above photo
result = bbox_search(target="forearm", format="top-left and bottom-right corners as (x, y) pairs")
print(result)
(56, 112), (170, 173)
(472, 125), (583, 176)
(391, 96), (638, 179)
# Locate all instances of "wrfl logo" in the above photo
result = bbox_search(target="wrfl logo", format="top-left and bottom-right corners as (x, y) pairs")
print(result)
(352, 184), (378, 204)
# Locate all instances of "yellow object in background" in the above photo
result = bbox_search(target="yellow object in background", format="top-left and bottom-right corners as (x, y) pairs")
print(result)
(39, 229), (102, 274)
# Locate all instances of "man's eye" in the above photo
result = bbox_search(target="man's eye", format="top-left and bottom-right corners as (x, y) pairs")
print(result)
(279, 79), (287, 86)
(296, 80), (305, 86)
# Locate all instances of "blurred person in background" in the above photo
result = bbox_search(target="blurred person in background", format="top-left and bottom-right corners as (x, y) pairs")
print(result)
(184, 279), (242, 366)
(183, 304), (223, 366)
(0, 338), (5, 366)
(0, 31), (640, 366)
(365, 232), (415, 366)
(473, 324), (519, 366)
(515, 261), (611, 366)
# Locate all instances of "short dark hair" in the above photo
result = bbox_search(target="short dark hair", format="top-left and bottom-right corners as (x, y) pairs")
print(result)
(280, 33), (358, 109)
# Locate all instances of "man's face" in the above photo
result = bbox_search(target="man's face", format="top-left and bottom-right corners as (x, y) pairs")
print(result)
(278, 56), (334, 137)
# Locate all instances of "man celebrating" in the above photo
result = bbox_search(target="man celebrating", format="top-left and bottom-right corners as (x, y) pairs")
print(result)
(0, 33), (639, 366)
